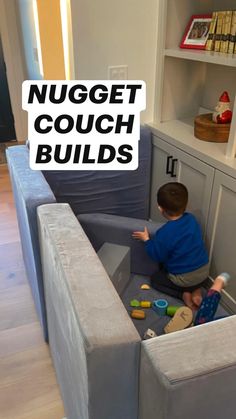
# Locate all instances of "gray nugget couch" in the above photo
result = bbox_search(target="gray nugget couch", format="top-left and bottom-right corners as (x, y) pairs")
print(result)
(37, 203), (236, 419)
(7, 126), (236, 419)
(6, 126), (154, 340)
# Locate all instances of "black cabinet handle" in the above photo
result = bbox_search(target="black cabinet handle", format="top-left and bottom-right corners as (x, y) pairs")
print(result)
(166, 155), (173, 174)
(171, 158), (177, 177)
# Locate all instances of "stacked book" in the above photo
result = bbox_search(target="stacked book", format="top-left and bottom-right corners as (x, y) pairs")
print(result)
(206, 10), (236, 53)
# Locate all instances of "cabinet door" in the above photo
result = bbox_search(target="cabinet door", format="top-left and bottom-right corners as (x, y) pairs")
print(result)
(206, 171), (236, 311)
(150, 137), (177, 222)
(175, 148), (215, 234)
(150, 136), (214, 235)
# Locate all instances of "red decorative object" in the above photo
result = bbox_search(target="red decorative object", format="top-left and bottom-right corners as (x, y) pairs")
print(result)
(180, 14), (212, 50)
(212, 91), (232, 124)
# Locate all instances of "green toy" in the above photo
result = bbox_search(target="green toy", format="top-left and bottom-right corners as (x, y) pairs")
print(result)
(166, 306), (180, 317)
(130, 299), (140, 307)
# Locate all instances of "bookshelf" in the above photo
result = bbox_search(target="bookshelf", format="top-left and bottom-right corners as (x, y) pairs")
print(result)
(164, 48), (236, 67)
(152, 0), (236, 159)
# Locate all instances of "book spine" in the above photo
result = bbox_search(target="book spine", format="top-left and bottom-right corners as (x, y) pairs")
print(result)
(229, 10), (236, 54)
(206, 12), (217, 51)
(214, 11), (225, 52)
(220, 12), (227, 52)
(226, 11), (233, 53)
(220, 11), (232, 53)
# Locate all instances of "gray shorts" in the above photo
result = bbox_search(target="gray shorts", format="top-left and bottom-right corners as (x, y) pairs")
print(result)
(168, 263), (209, 288)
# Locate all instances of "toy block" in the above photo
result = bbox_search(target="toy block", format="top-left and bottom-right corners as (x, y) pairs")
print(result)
(98, 242), (130, 295)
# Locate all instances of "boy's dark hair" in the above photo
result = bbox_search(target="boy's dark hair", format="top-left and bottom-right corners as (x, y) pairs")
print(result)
(157, 182), (188, 216)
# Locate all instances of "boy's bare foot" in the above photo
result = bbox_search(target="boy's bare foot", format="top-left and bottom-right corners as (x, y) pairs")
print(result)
(182, 291), (197, 310)
(211, 273), (231, 293)
(191, 288), (202, 307)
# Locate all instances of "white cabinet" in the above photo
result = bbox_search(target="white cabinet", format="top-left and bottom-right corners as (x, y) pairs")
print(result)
(176, 149), (215, 234)
(150, 136), (215, 233)
(206, 170), (236, 311)
(150, 135), (236, 310)
(149, 0), (236, 312)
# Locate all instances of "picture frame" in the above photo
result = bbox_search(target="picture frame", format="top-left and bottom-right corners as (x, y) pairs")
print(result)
(180, 14), (212, 50)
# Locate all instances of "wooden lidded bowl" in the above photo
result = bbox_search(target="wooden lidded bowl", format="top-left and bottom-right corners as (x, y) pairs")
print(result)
(194, 113), (230, 143)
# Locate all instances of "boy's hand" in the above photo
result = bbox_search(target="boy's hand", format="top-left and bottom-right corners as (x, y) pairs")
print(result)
(132, 227), (150, 242)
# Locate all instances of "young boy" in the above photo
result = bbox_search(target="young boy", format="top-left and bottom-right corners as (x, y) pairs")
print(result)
(132, 182), (209, 309)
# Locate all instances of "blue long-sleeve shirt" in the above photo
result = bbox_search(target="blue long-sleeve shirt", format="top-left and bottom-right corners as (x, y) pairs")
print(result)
(145, 212), (208, 274)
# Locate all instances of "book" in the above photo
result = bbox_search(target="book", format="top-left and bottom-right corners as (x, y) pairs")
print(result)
(220, 11), (232, 53)
(214, 11), (225, 52)
(229, 10), (236, 54)
(205, 12), (217, 51)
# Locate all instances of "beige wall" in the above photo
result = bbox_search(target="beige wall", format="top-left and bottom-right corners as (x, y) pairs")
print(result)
(37, 0), (65, 79)
(3, 0), (158, 143)
(70, 0), (158, 123)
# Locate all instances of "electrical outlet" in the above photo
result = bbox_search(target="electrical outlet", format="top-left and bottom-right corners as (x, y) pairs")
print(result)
(108, 65), (128, 80)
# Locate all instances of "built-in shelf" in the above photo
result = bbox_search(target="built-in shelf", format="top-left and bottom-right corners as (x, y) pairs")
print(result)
(154, 0), (236, 163)
(164, 48), (236, 67)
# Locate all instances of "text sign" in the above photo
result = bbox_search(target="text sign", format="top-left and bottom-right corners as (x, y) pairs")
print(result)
(22, 80), (146, 170)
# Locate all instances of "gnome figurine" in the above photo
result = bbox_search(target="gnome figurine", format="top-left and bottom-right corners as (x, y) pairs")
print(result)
(212, 91), (232, 124)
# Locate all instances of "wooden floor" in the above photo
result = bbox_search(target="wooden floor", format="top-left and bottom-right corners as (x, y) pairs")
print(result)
(0, 165), (65, 419)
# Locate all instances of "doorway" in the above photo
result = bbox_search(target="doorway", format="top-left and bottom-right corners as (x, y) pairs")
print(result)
(0, 34), (16, 143)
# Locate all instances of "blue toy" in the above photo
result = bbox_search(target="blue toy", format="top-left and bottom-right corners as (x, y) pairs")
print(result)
(153, 299), (168, 316)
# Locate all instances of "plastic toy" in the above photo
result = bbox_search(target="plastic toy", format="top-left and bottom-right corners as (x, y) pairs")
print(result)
(164, 306), (193, 334)
(130, 300), (152, 308)
(166, 306), (180, 317)
(140, 284), (151, 290)
(143, 328), (157, 339)
(140, 301), (152, 308)
(130, 299), (140, 307)
(131, 309), (146, 319)
(153, 299), (168, 316)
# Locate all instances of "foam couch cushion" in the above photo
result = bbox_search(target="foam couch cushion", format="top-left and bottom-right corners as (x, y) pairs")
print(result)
(78, 213), (163, 275)
(37, 203), (141, 419)
(43, 126), (152, 219)
(139, 316), (236, 419)
(6, 145), (56, 339)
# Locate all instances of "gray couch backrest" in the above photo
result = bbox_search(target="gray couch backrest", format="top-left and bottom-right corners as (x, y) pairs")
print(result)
(43, 125), (152, 219)
(6, 146), (56, 340)
(38, 203), (141, 419)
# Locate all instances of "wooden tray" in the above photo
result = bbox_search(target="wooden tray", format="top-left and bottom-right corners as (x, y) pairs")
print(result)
(194, 113), (230, 143)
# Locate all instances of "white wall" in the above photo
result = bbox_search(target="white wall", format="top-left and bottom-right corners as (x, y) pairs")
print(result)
(17, 0), (42, 80)
(70, 0), (158, 123)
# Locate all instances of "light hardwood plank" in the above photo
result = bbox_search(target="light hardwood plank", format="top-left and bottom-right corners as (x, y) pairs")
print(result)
(0, 164), (65, 417)
(0, 360), (64, 419)
(0, 241), (25, 272)
(0, 322), (43, 357)
(0, 345), (56, 387)
(0, 268), (27, 290)
(0, 286), (38, 331)
(15, 403), (65, 419)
